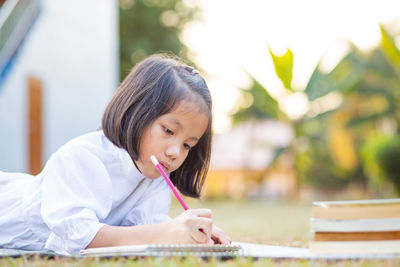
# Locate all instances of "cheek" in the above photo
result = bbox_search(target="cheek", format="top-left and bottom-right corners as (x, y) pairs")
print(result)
(141, 129), (165, 156)
(150, 123), (165, 139)
(139, 128), (156, 156)
(174, 151), (190, 170)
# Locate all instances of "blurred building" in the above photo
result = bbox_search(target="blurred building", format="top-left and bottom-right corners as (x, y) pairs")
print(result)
(205, 120), (296, 199)
(0, 0), (118, 172)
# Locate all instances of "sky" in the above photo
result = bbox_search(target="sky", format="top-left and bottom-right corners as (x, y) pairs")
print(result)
(182, 0), (400, 133)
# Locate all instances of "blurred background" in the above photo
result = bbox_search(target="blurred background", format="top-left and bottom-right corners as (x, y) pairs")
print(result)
(1, 0), (400, 206)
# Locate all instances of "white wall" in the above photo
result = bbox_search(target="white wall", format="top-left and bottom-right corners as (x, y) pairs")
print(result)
(0, 0), (119, 172)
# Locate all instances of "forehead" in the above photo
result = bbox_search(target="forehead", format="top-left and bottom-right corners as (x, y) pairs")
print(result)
(175, 99), (207, 114)
(167, 100), (209, 119)
(160, 101), (210, 135)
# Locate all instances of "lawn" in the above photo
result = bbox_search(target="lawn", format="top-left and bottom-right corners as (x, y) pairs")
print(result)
(169, 198), (313, 247)
(1, 199), (399, 266)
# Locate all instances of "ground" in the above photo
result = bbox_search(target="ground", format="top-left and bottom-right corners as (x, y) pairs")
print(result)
(2, 199), (400, 266)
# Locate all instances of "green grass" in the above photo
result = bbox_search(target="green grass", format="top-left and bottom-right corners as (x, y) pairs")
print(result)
(169, 198), (313, 246)
(3, 256), (400, 267)
(1, 199), (399, 266)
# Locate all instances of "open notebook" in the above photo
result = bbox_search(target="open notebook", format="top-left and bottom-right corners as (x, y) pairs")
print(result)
(79, 242), (400, 259)
(80, 243), (241, 258)
(1, 243), (400, 259)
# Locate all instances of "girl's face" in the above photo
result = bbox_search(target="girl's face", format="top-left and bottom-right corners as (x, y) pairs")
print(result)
(134, 101), (209, 179)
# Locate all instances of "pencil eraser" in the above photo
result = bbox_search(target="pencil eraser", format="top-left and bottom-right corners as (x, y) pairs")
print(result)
(150, 155), (159, 166)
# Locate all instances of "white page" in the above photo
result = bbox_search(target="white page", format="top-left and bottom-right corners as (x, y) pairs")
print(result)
(233, 242), (400, 260)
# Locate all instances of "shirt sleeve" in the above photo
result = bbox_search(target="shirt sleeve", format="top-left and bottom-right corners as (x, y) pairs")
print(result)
(121, 177), (172, 226)
(40, 142), (113, 255)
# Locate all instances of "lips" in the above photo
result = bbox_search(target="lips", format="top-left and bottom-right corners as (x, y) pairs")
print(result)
(159, 161), (170, 172)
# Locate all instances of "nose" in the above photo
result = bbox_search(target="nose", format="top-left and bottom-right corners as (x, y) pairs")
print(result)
(165, 143), (180, 159)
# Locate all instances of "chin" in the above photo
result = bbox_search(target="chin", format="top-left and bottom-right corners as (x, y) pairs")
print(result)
(146, 172), (161, 179)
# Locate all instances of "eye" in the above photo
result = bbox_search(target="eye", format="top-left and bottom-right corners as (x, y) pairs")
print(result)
(184, 143), (192, 151)
(164, 127), (174, 135)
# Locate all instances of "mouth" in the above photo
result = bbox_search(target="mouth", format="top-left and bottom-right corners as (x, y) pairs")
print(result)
(159, 161), (170, 172)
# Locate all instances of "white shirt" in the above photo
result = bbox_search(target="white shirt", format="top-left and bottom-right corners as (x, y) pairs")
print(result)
(0, 131), (171, 255)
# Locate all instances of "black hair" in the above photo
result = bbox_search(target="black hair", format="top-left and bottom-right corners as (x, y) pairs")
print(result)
(102, 54), (212, 198)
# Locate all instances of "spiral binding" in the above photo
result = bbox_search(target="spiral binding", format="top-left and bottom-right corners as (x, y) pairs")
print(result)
(81, 244), (243, 258)
(147, 244), (242, 257)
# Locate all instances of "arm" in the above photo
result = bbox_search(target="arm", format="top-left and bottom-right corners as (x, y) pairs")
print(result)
(87, 223), (170, 247)
(40, 142), (115, 255)
(88, 209), (216, 248)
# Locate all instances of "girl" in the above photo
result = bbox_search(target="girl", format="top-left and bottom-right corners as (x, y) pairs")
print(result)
(0, 54), (231, 255)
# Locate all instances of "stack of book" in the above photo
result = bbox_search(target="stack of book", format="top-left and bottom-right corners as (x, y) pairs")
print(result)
(309, 198), (400, 254)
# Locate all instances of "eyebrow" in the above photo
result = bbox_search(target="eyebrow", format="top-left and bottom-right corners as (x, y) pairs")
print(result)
(167, 118), (199, 142)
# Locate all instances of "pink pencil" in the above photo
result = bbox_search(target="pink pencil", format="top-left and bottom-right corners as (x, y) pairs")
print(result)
(150, 155), (189, 210)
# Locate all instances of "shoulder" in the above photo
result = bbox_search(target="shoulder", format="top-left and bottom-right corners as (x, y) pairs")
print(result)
(57, 131), (120, 160)
(55, 131), (141, 179)
(62, 131), (112, 150)
(42, 131), (122, 176)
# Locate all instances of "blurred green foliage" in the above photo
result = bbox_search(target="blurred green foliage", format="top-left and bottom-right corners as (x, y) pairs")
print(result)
(119, 0), (200, 81)
(361, 134), (400, 194)
(269, 47), (294, 92)
(232, 25), (400, 196)
(377, 137), (400, 193)
(231, 71), (286, 124)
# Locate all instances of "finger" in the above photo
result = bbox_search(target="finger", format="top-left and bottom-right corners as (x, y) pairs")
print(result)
(212, 232), (231, 245)
(211, 227), (231, 245)
(219, 234), (231, 244)
(189, 218), (213, 243)
(195, 218), (213, 239)
(186, 208), (212, 218)
(211, 233), (221, 244)
(190, 227), (209, 244)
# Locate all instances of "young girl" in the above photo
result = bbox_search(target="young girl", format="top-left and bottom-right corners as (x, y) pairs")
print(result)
(0, 54), (230, 255)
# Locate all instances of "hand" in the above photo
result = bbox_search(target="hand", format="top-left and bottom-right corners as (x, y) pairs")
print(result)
(164, 209), (213, 244)
(211, 225), (231, 245)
